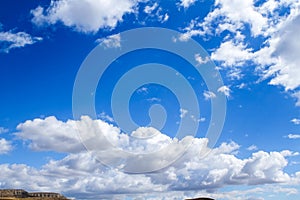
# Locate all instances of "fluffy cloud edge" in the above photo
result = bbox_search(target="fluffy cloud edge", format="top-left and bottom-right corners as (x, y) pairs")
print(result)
(31, 0), (145, 33)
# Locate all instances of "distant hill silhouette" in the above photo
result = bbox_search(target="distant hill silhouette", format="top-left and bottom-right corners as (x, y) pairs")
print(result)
(185, 198), (214, 200)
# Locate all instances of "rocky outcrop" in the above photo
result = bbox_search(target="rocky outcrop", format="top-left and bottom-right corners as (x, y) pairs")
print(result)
(0, 189), (28, 198)
(0, 189), (68, 199)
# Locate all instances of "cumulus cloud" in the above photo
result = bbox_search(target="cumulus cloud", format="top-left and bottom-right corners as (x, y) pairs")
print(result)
(31, 0), (143, 33)
(182, 0), (268, 38)
(1, 136), (299, 198)
(181, 0), (300, 105)
(0, 30), (42, 53)
(0, 138), (13, 154)
(254, 10), (300, 105)
(11, 116), (300, 197)
(15, 116), (85, 153)
(0, 155), (166, 198)
(211, 40), (253, 67)
(266, 15), (300, 91)
(15, 116), (174, 155)
(16, 116), (193, 173)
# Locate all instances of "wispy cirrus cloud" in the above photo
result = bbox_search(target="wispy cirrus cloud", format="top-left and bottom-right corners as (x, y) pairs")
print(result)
(203, 91), (216, 100)
(143, 2), (169, 23)
(95, 34), (121, 48)
(247, 145), (258, 151)
(0, 30), (42, 53)
(285, 134), (300, 139)
(291, 118), (300, 125)
(0, 127), (8, 134)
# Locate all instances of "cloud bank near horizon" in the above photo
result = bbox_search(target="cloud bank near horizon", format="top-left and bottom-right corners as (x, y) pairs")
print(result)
(0, 116), (297, 199)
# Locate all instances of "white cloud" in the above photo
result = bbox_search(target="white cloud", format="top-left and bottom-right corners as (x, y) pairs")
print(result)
(181, 0), (300, 105)
(211, 40), (253, 68)
(10, 116), (300, 198)
(0, 127), (8, 134)
(195, 53), (210, 65)
(31, 0), (143, 33)
(97, 112), (114, 123)
(292, 91), (300, 107)
(162, 13), (169, 23)
(251, 6), (300, 104)
(280, 150), (299, 157)
(116, 186), (298, 199)
(15, 116), (173, 155)
(147, 97), (161, 102)
(218, 0), (267, 36)
(137, 86), (148, 94)
(285, 134), (300, 139)
(95, 34), (121, 48)
(0, 138), (12, 154)
(144, 3), (159, 14)
(237, 83), (247, 89)
(262, 11), (300, 92)
(15, 116), (86, 153)
(142, 2), (169, 23)
(0, 154), (166, 198)
(182, 0), (268, 38)
(199, 117), (206, 122)
(179, 108), (188, 118)
(203, 91), (216, 100)
(218, 86), (231, 97)
(190, 115), (205, 123)
(254, 8), (300, 95)
(291, 118), (300, 125)
(0, 126), (12, 154)
(0, 31), (42, 53)
(247, 145), (258, 151)
(179, 0), (197, 8)
(211, 40), (254, 80)
(0, 159), (297, 200)
(131, 127), (161, 139)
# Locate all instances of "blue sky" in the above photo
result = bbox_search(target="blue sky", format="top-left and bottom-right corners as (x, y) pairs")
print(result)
(1, 0), (300, 199)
